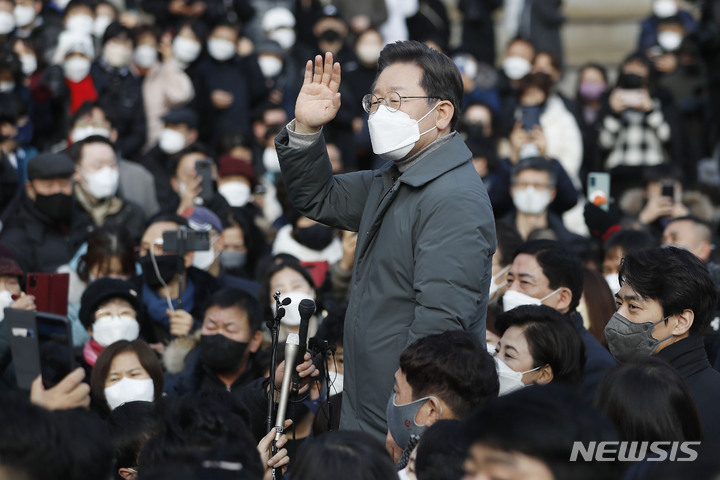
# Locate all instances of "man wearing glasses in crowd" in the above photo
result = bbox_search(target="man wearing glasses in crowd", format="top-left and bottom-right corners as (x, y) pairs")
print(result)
(275, 41), (496, 441)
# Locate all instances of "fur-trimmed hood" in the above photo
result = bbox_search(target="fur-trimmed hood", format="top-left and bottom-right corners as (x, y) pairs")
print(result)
(162, 331), (201, 374)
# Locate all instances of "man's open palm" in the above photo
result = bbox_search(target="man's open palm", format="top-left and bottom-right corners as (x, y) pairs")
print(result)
(295, 52), (342, 133)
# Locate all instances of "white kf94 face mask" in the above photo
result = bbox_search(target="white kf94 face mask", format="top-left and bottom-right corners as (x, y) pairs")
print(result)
(502, 288), (560, 312)
(367, 102), (439, 161)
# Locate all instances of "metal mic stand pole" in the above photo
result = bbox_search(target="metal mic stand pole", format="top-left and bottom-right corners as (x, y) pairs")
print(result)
(266, 291), (285, 435)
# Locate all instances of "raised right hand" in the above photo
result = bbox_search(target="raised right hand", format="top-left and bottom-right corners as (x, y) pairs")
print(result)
(294, 52), (341, 134)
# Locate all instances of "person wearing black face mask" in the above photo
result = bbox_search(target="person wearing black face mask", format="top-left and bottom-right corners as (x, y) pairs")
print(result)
(0, 152), (92, 273)
(136, 216), (219, 344)
(271, 212), (343, 264)
(597, 52), (682, 197)
(163, 288), (269, 438)
(164, 288), (264, 391)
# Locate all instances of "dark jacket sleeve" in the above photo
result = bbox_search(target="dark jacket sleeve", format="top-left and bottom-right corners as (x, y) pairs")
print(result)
(275, 127), (374, 232)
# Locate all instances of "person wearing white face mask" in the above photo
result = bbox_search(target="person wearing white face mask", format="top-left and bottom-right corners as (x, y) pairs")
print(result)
(493, 304), (585, 396)
(503, 239), (616, 404)
(134, 26), (195, 153)
(261, 7), (297, 52)
(90, 339), (163, 415)
(90, 22), (148, 159)
(638, 0), (698, 52)
(0, 256), (35, 321)
(69, 135), (146, 240)
(180, 205), (261, 298)
(275, 43), (496, 440)
(216, 154), (257, 208)
(77, 278), (142, 369)
(506, 157), (584, 246)
(63, 2), (95, 38)
(198, 21), (267, 143)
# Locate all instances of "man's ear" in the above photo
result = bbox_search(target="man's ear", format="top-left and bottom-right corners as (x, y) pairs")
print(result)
(118, 467), (137, 480)
(435, 100), (454, 132)
(672, 309), (694, 337)
(554, 287), (573, 313)
(416, 396), (444, 427)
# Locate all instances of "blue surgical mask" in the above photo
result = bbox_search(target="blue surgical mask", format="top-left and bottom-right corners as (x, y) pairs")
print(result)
(386, 392), (440, 450)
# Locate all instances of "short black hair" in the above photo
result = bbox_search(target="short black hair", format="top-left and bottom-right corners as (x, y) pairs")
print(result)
(399, 330), (498, 419)
(595, 356), (703, 443)
(68, 134), (117, 165)
(511, 156), (557, 186)
(514, 240), (584, 313)
(495, 305), (586, 385)
(108, 401), (162, 475)
(415, 420), (467, 480)
(170, 142), (211, 176)
(464, 384), (623, 480)
(291, 431), (397, 480)
(376, 40), (463, 130)
(619, 246), (717, 335)
(202, 288), (263, 332)
(102, 21), (135, 46)
(603, 228), (657, 255)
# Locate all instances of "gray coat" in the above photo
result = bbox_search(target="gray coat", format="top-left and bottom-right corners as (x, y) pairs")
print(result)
(276, 129), (496, 440)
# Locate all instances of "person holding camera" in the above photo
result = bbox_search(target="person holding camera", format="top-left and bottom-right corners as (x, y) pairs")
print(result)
(136, 215), (219, 344)
(597, 52), (682, 196)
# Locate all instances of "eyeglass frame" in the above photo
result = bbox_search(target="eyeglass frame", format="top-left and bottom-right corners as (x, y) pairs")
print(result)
(361, 91), (442, 114)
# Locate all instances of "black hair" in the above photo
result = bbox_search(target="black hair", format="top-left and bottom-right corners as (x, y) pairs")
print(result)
(70, 100), (111, 128)
(108, 401), (162, 478)
(511, 156), (557, 187)
(0, 47), (21, 84)
(463, 384), (624, 480)
(576, 63), (608, 94)
(516, 71), (553, 101)
(619, 246), (717, 335)
(170, 142), (211, 176)
(68, 134), (117, 165)
(642, 163), (684, 184)
(214, 130), (253, 158)
(102, 21), (135, 46)
(0, 395), (71, 479)
(415, 420), (468, 480)
(259, 257), (316, 323)
(603, 228), (657, 256)
(595, 356), (703, 443)
(533, 50), (562, 75)
(313, 309), (344, 348)
(77, 225), (136, 283)
(90, 340), (164, 415)
(495, 220), (524, 268)
(202, 288), (263, 332)
(145, 213), (190, 230)
(52, 409), (114, 480)
(0, 92), (19, 125)
(290, 430), (397, 480)
(400, 330), (499, 419)
(138, 391), (261, 475)
(513, 240), (584, 313)
(495, 305), (587, 385)
(376, 40), (463, 130)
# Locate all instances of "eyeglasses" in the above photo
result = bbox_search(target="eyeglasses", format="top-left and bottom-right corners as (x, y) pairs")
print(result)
(362, 91), (440, 114)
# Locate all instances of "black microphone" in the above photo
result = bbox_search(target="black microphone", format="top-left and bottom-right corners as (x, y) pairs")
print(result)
(292, 299), (315, 394)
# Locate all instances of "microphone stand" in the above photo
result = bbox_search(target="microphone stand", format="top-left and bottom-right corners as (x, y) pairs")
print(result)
(266, 291), (286, 435)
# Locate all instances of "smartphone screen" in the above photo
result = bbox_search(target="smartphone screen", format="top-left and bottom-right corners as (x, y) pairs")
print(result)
(36, 313), (74, 389)
(195, 159), (214, 204)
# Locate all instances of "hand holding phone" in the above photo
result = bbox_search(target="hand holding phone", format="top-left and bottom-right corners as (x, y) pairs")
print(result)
(195, 158), (214, 205)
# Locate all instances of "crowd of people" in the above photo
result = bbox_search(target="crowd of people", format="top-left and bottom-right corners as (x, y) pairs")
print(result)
(2, 0), (720, 478)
